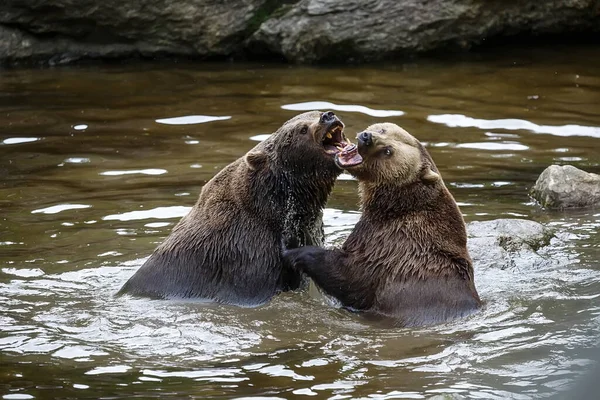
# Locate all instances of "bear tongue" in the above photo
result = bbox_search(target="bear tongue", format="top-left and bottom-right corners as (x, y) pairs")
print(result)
(335, 143), (363, 168)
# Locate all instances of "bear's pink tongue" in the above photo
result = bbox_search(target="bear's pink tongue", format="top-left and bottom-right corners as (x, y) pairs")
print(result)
(335, 143), (363, 168)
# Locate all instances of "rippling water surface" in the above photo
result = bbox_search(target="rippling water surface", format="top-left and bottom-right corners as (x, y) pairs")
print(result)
(1, 45), (599, 399)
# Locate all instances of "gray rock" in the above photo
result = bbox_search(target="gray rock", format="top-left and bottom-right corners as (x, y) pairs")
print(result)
(467, 219), (556, 271)
(249, 0), (600, 63)
(0, 0), (270, 65)
(1, 0), (600, 65)
(531, 165), (600, 209)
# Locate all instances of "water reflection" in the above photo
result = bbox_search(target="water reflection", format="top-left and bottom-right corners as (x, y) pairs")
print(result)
(100, 169), (168, 176)
(155, 115), (231, 125)
(282, 101), (405, 117)
(2, 137), (40, 145)
(31, 204), (92, 214)
(249, 134), (271, 141)
(456, 142), (529, 151)
(103, 206), (191, 221)
(428, 114), (600, 138)
(63, 157), (91, 164)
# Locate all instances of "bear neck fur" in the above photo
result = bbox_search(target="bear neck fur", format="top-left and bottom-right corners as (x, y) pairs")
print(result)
(352, 175), (473, 283)
(244, 140), (341, 248)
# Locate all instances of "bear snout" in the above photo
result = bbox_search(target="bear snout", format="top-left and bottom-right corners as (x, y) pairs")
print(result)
(358, 131), (373, 146)
(320, 111), (336, 124)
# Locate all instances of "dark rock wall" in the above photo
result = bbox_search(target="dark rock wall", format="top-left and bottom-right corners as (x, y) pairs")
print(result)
(1, 0), (599, 65)
(250, 0), (600, 63)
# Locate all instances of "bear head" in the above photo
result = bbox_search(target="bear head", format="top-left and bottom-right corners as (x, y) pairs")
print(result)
(348, 122), (440, 187)
(244, 111), (362, 175)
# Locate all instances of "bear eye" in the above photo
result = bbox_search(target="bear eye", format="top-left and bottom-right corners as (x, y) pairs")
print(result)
(384, 147), (393, 156)
(300, 126), (308, 135)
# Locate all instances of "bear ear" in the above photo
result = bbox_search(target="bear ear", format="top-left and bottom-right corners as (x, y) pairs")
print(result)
(421, 167), (440, 183)
(244, 150), (268, 170)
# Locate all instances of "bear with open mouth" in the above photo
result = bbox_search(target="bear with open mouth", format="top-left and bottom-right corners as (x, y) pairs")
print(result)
(285, 122), (481, 326)
(118, 111), (362, 306)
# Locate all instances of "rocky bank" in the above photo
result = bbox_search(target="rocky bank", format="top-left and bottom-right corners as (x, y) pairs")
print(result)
(1, 0), (599, 65)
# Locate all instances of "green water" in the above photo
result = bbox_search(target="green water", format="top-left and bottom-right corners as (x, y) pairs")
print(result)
(1, 45), (599, 399)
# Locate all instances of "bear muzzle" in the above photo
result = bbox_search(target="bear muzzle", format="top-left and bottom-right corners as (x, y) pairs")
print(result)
(357, 131), (373, 147)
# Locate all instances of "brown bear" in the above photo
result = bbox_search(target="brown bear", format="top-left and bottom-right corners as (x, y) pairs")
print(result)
(285, 123), (481, 326)
(118, 111), (362, 306)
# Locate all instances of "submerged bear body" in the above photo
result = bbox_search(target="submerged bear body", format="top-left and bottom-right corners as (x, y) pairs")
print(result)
(286, 123), (481, 326)
(118, 111), (359, 306)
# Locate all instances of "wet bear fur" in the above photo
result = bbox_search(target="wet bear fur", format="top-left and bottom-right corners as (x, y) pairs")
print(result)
(285, 123), (482, 326)
(118, 111), (347, 306)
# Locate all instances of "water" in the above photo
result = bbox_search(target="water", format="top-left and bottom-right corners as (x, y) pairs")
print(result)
(1, 45), (599, 399)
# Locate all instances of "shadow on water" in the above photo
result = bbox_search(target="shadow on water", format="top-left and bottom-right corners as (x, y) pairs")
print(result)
(1, 45), (599, 399)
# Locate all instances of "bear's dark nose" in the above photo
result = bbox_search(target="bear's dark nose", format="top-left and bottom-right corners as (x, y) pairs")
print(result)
(358, 131), (372, 146)
(320, 111), (336, 124)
